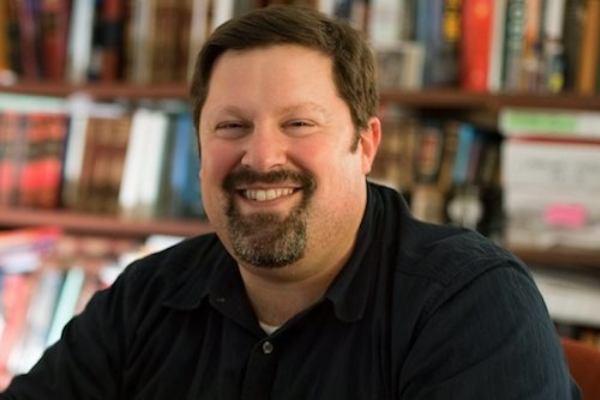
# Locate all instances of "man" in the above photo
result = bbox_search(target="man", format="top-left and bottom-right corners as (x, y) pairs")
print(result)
(2, 5), (580, 399)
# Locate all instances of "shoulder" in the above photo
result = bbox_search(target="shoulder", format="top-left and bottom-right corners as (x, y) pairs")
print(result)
(124, 233), (225, 283)
(369, 182), (528, 287)
(103, 233), (229, 311)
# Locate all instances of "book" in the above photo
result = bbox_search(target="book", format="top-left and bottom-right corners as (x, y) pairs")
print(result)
(99, 0), (126, 81)
(410, 117), (447, 224)
(368, 0), (406, 48)
(77, 114), (132, 214)
(0, 112), (24, 207)
(541, 0), (567, 92)
(29, 113), (68, 209)
(7, 267), (63, 375)
(44, 267), (85, 347)
(575, 0), (600, 94)
(499, 107), (600, 138)
(0, 227), (61, 272)
(416, 0), (460, 87)
(16, 0), (41, 80)
(460, 0), (493, 91)
(487, 0), (508, 92)
(562, 0), (586, 91)
(502, 0), (526, 91)
(369, 106), (418, 193)
(210, 0), (234, 32)
(38, 0), (70, 80)
(151, 0), (179, 82)
(187, 0), (210, 79)
(445, 122), (490, 230)
(119, 108), (169, 219)
(502, 137), (600, 249)
(65, 0), (95, 83)
(518, 0), (543, 91)
(531, 267), (600, 328)
(0, 1), (9, 74)
(375, 42), (425, 91)
(62, 97), (127, 210)
(0, 272), (36, 388)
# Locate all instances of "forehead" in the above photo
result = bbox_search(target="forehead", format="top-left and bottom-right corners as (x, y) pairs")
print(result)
(211, 44), (333, 78)
(203, 44), (343, 112)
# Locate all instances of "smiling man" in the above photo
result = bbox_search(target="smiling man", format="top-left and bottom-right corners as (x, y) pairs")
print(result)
(1, 5), (580, 400)
(198, 43), (379, 327)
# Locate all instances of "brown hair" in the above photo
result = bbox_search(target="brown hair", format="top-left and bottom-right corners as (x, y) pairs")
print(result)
(189, 5), (378, 143)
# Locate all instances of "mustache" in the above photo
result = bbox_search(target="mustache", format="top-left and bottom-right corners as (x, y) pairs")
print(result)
(223, 169), (316, 193)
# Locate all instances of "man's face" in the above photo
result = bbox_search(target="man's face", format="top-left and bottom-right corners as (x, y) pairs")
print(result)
(199, 44), (379, 273)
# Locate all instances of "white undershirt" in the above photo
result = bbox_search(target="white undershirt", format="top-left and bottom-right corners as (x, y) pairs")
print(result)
(259, 321), (280, 335)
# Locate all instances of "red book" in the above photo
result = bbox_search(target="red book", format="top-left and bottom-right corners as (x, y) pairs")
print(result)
(0, 273), (36, 389)
(38, 114), (68, 209)
(0, 113), (24, 207)
(17, 114), (46, 208)
(39, 0), (71, 80)
(460, 0), (493, 91)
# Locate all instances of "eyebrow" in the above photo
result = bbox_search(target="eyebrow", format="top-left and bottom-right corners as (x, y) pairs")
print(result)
(214, 102), (332, 119)
(279, 101), (332, 118)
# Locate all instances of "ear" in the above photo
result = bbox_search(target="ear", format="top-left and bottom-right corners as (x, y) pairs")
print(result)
(359, 116), (381, 175)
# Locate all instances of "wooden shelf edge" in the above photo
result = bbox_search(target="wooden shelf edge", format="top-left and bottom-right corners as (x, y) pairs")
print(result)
(380, 89), (600, 111)
(1, 208), (597, 267)
(0, 208), (212, 238)
(4, 84), (600, 110)
(510, 245), (600, 269)
(0, 82), (190, 100)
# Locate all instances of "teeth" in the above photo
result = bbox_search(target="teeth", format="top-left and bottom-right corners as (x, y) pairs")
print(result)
(244, 188), (295, 201)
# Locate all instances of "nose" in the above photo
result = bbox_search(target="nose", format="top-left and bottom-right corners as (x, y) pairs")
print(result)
(240, 123), (287, 171)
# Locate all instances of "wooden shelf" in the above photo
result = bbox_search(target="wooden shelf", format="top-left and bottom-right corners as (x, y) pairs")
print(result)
(511, 245), (600, 270)
(4, 83), (600, 111)
(1, 208), (597, 268)
(0, 207), (212, 238)
(0, 82), (190, 100)
(380, 89), (600, 111)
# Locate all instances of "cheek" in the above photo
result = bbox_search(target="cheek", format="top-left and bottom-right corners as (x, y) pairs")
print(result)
(199, 141), (241, 214)
(200, 141), (240, 185)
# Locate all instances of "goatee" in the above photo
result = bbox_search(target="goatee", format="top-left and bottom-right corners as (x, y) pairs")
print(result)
(223, 169), (316, 268)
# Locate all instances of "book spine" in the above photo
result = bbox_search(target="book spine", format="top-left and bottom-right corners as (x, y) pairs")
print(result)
(39, 0), (70, 80)
(575, 0), (600, 94)
(101, 0), (125, 81)
(460, 0), (493, 91)
(502, 0), (526, 90)
(17, 0), (41, 80)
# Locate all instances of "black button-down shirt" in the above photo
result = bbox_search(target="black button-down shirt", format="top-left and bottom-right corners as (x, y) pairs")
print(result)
(2, 183), (580, 399)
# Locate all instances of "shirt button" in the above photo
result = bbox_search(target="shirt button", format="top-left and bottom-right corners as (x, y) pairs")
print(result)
(262, 341), (274, 355)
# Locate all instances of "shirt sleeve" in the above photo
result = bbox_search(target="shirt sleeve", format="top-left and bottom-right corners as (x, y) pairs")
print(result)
(0, 266), (135, 400)
(399, 264), (581, 399)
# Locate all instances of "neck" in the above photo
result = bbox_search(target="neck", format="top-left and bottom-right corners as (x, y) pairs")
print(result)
(238, 258), (346, 327)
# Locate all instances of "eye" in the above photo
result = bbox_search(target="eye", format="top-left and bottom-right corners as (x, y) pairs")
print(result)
(289, 120), (312, 127)
(285, 119), (316, 135)
(215, 121), (249, 138)
(216, 121), (244, 130)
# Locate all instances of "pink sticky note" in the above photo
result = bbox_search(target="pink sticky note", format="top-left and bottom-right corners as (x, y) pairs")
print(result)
(544, 204), (588, 228)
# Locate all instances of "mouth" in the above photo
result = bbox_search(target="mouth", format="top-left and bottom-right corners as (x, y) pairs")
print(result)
(224, 169), (316, 210)
(242, 187), (297, 202)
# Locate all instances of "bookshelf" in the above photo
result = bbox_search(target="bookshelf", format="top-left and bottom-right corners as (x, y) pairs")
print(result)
(1, 84), (599, 269)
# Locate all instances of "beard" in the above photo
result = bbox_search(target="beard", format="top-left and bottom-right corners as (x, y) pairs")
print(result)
(223, 169), (316, 269)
